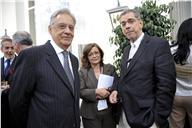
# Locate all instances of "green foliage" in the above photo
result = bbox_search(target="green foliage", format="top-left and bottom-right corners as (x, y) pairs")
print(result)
(109, 26), (127, 74)
(139, 0), (176, 40)
(109, 0), (176, 74)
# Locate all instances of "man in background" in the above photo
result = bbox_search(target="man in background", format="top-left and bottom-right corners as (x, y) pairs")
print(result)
(1, 37), (16, 128)
(12, 31), (33, 54)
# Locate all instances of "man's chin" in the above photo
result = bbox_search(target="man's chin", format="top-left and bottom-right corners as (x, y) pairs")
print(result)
(62, 42), (72, 48)
(126, 35), (132, 40)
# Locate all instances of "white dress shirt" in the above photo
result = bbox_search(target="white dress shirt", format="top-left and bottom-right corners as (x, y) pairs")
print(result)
(50, 40), (74, 77)
(127, 32), (144, 67)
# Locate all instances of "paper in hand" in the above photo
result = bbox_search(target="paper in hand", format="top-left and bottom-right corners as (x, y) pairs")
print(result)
(97, 74), (114, 111)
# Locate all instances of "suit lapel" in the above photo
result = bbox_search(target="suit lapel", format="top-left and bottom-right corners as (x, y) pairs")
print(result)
(121, 45), (131, 77)
(69, 52), (79, 95)
(88, 68), (98, 88)
(124, 34), (149, 77)
(103, 64), (111, 74)
(1, 57), (5, 80)
(44, 41), (74, 95)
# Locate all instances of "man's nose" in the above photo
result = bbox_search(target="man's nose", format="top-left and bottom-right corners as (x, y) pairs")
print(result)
(125, 22), (131, 29)
(64, 26), (72, 33)
(8, 48), (13, 52)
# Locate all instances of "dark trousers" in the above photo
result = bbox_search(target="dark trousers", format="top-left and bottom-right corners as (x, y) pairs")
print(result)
(184, 114), (191, 128)
(1, 89), (11, 128)
(82, 111), (116, 128)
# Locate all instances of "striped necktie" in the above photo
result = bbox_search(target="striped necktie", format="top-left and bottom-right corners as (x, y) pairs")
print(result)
(63, 51), (74, 91)
(4, 59), (11, 77)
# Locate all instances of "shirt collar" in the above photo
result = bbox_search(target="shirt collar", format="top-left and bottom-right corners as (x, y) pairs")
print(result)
(4, 56), (15, 63)
(130, 32), (144, 48)
(50, 39), (69, 54)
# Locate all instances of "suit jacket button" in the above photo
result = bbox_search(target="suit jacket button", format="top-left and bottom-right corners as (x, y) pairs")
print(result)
(73, 123), (76, 127)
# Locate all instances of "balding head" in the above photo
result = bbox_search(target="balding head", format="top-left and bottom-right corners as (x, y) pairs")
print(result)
(12, 31), (33, 54)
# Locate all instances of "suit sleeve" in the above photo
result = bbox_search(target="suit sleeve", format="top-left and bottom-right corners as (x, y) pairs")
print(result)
(106, 64), (119, 91)
(9, 50), (36, 128)
(154, 40), (176, 126)
(79, 69), (97, 102)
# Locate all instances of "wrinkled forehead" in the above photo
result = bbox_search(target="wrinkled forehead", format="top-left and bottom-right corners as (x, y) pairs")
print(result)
(1, 40), (13, 47)
(120, 12), (137, 21)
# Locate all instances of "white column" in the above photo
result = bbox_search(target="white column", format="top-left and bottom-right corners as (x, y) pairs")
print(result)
(15, 0), (29, 31)
(0, 1), (17, 36)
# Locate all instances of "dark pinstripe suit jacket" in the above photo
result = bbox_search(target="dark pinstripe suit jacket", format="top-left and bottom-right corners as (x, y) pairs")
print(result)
(9, 41), (80, 128)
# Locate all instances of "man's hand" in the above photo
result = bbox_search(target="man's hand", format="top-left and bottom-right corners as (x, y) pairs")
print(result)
(1, 84), (10, 90)
(109, 90), (118, 104)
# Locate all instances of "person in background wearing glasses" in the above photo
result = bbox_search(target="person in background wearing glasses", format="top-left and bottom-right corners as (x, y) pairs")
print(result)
(109, 9), (176, 128)
(79, 43), (118, 128)
(9, 8), (80, 128)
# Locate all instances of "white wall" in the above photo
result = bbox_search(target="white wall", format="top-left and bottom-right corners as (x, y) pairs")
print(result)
(0, 0), (29, 57)
(0, 0), (29, 37)
(0, 1), (17, 37)
(70, 0), (118, 64)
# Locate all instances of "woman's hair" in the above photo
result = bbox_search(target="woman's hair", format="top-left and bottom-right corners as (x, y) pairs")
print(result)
(81, 43), (104, 69)
(173, 18), (192, 64)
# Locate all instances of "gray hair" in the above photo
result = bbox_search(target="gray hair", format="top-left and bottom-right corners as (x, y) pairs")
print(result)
(12, 31), (33, 46)
(119, 9), (141, 20)
(49, 8), (76, 25)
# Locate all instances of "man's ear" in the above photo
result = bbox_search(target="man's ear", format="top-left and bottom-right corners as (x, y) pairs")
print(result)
(1, 46), (3, 52)
(140, 20), (143, 26)
(48, 25), (51, 34)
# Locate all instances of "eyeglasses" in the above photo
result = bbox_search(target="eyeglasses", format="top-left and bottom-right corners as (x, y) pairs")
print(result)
(120, 18), (140, 27)
(88, 51), (100, 57)
(52, 23), (74, 32)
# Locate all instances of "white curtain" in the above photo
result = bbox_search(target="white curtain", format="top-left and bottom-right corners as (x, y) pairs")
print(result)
(170, 0), (192, 40)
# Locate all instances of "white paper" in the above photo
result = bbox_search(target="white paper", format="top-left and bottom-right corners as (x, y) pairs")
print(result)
(97, 74), (114, 89)
(97, 100), (108, 111)
(97, 74), (114, 111)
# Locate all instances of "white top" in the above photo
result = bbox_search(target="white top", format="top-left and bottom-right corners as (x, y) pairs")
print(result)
(128, 32), (144, 60)
(171, 45), (192, 96)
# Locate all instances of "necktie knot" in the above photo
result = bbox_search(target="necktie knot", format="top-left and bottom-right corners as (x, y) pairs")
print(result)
(130, 43), (136, 48)
(63, 51), (69, 57)
(6, 59), (11, 64)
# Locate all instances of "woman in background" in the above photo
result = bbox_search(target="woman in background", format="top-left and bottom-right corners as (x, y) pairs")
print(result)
(79, 43), (117, 128)
(170, 18), (192, 128)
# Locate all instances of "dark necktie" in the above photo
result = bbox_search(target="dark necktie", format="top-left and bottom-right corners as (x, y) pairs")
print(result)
(63, 51), (74, 91)
(4, 59), (11, 77)
(126, 58), (132, 68)
(126, 45), (132, 68)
